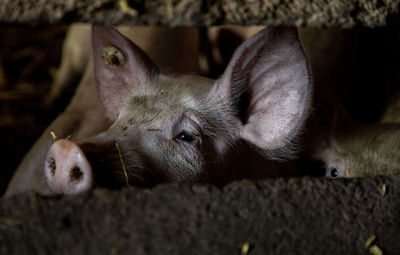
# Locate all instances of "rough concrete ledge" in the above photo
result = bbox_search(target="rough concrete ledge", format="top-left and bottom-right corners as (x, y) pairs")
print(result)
(0, 0), (399, 28)
(0, 177), (399, 254)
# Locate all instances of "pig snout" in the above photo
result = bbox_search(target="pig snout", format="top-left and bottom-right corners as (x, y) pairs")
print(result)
(44, 139), (93, 195)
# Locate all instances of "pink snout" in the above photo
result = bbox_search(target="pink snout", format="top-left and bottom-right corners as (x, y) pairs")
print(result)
(45, 139), (93, 195)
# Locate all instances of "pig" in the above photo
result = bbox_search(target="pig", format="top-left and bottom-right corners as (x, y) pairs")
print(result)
(5, 25), (312, 196)
(298, 28), (400, 179)
(203, 27), (400, 180)
(5, 25), (201, 196)
(304, 100), (400, 179)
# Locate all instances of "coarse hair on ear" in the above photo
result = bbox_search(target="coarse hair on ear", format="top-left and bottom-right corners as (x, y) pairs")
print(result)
(213, 27), (312, 159)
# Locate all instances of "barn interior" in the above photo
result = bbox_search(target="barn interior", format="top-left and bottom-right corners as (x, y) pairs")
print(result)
(0, 1), (399, 254)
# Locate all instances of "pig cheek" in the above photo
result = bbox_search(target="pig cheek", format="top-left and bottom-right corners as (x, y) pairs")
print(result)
(161, 140), (203, 174)
(181, 143), (204, 169)
(213, 137), (231, 156)
(201, 137), (227, 166)
(161, 142), (204, 180)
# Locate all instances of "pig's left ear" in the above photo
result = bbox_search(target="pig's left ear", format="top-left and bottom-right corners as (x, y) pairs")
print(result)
(92, 25), (159, 120)
(215, 27), (312, 153)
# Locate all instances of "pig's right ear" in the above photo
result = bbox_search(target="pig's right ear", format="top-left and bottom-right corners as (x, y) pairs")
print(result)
(214, 27), (312, 156)
(92, 25), (159, 120)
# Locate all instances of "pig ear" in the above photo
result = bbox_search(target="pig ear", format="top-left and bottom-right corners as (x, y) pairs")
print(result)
(92, 25), (159, 120)
(215, 27), (312, 153)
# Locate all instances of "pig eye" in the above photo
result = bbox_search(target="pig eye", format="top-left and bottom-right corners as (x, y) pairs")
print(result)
(177, 131), (196, 143)
(329, 168), (339, 178)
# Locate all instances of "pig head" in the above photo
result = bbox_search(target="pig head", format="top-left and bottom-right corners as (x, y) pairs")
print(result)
(298, 28), (400, 180)
(5, 26), (201, 197)
(304, 98), (400, 179)
(11, 26), (312, 196)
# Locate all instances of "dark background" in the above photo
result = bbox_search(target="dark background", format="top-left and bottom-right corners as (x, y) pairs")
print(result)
(0, 25), (66, 194)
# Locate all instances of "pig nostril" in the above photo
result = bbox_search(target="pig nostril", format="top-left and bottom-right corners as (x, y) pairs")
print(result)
(70, 167), (83, 182)
(48, 157), (56, 176)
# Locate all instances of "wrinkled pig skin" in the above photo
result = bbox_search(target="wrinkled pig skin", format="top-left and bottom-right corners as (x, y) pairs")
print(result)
(5, 25), (312, 196)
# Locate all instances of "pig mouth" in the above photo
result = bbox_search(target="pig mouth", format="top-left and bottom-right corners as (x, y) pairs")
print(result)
(79, 143), (167, 189)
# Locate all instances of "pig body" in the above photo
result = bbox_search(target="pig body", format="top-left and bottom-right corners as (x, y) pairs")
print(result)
(6, 26), (312, 196)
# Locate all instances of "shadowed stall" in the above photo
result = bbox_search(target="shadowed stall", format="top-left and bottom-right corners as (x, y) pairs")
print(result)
(0, 0), (400, 254)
